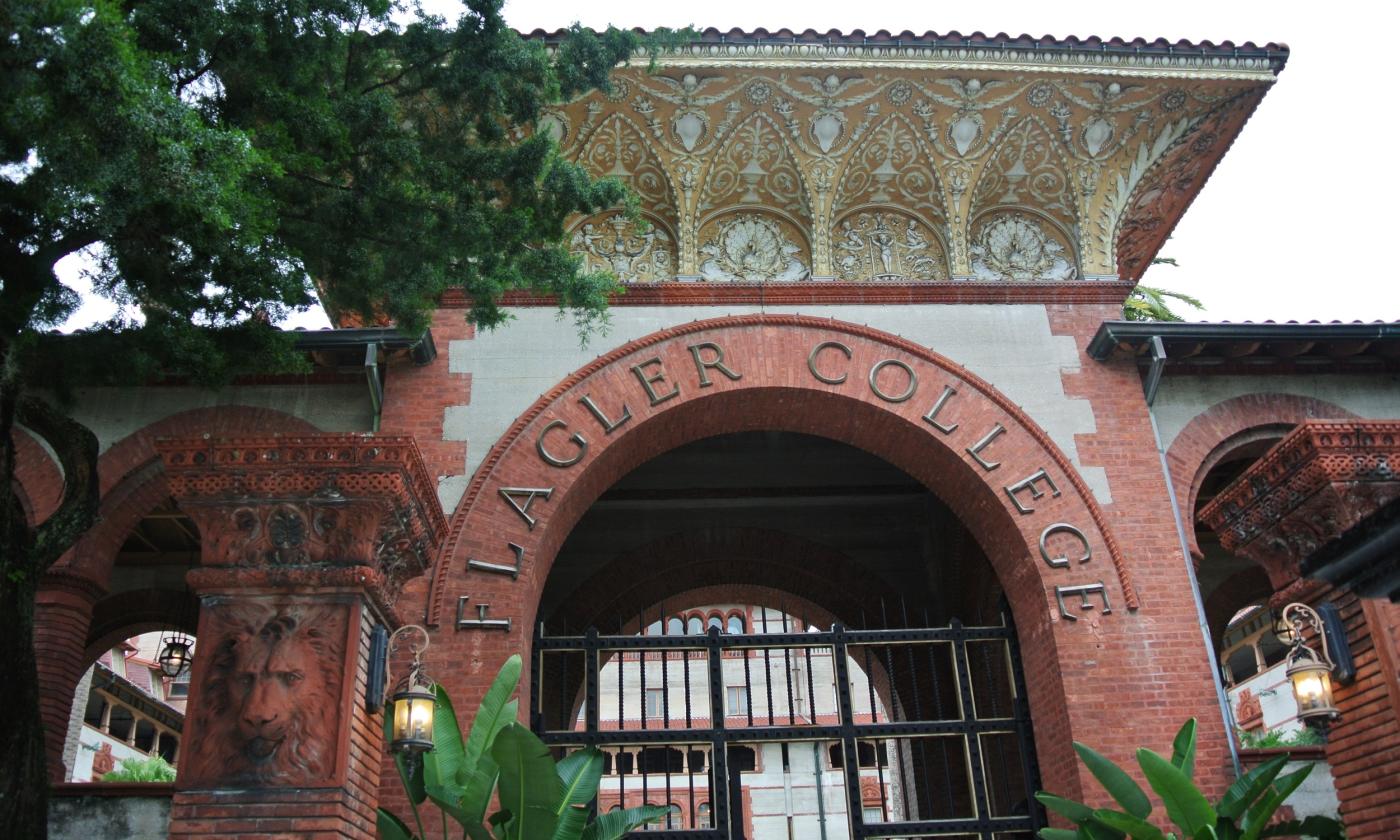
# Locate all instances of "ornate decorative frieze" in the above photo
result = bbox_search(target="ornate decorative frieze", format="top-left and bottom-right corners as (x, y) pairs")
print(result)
(545, 61), (1275, 282)
(696, 212), (810, 282)
(571, 212), (677, 283)
(156, 435), (446, 602)
(1199, 421), (1400, 575)
(970, 212), (1076, 281)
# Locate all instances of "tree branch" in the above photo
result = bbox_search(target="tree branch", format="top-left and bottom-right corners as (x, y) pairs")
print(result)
(15, 394), (99, 570)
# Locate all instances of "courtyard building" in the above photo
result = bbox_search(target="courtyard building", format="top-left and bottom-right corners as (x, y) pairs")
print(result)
(23, 27), (1400, 840)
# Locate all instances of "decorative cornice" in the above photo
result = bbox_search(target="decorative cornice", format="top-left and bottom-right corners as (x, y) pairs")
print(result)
(440, 280), (1136, 309)
(156, 435), (446, 603)
(529, 30), (1287, 80)
(1199, 421), (1400, 566)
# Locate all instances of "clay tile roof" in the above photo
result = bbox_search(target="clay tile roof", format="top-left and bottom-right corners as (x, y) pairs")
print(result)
(521, 27), (1288, 61)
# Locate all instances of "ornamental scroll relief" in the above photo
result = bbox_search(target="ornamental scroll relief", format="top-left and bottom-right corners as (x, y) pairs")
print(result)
(697, 213), (811, 282)
(571, 213), (676, 283)
(833, 210), (948, 282)
(544, 64), (1267, 280)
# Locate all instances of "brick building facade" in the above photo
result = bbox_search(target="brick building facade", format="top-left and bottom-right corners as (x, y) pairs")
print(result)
(25, 30), (1400, 840)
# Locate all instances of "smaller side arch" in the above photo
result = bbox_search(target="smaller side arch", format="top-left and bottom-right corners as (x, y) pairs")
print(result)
(1164, 393), (1358, 563)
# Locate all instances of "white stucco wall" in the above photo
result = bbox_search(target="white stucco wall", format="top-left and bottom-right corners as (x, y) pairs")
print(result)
(64, 384), (373, 453)
(442, 304), (1104, 514)
(1152, 373), (1400, 452)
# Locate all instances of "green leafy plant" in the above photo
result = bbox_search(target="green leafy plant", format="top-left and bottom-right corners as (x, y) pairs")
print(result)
(377, 654), (665, 840)
(1036, 718), (1344, 840)
(1123, 285), (1205, 322)
(1238, 727), (1325, 750)
(100, 755), (176, 783)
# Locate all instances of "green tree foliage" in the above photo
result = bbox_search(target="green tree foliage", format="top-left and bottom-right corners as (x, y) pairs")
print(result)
(378, 655), (665, 840)
(1124, 253), (1204, 322)
(1, 3), (674, 835)
(100, 755), (177, 783)
(1036, 718), (1344, 840)
(1124, 284), (1205, 322)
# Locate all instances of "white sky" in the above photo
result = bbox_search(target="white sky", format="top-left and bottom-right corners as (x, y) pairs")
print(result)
(59, 0), (1400, 330)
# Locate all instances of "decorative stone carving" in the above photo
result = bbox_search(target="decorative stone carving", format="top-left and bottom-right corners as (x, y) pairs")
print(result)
(1235, 688), (1264, 731)
(183, 599), (347, 787)
(833, 116), (946, 223)
(832, 211), (947, 281)
(700, 115), (810, 222)
(156, 435), (446, 603)
(970, 118), (1077, 233)
(697, 213), (810, 282)
(970, 213), (1077, 281)
(579, 115), (677, 218)
(543, 60), (1275, 280)
(1199, 421), (1400, 588)
(571, 213), (676, 283)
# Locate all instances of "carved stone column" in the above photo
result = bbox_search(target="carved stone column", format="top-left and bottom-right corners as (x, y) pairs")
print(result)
(34, 569), (106, 782)
(157, 435), (444, 840)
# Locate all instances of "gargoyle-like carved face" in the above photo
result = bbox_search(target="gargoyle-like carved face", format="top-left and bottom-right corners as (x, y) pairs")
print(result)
(193, 604), (343, 786)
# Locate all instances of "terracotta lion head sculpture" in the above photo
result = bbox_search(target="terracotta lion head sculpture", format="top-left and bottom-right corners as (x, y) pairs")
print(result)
(189, 602), (345, 786)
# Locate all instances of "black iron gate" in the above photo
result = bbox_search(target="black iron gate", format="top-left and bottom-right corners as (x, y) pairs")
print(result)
(532, 610), (1044, 839)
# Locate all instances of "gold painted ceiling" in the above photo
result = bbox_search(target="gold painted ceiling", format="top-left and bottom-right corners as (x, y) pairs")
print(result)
(540, 33), (1285, 287)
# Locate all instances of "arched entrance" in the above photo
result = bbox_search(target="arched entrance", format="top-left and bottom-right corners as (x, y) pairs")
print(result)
(429, 314), (1138, 809)
(530, 431), (1043, 837)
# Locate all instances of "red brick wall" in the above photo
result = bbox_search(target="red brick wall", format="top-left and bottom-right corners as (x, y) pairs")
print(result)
(1047, 303), (1238, 801)
(1326, 593), (1400, 839)
(387, 310), (1245, 816)
(379, 308), (472, 493)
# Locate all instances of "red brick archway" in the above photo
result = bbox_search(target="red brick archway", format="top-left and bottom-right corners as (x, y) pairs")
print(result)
(420, 314), (1148, 800)
(34, 406), (320, 781)
(1164, 393), (1356, 563)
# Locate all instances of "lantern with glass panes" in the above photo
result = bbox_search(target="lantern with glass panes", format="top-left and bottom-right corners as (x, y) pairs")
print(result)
(386, 625), (436, 753)
(157, 629), (194, 678)
(1273, 602), (1348, 726)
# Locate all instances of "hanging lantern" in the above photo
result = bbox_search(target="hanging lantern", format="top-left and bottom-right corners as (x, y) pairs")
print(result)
(387, 625), (436, 754)
(1278, 603), (1342, 726)
(158, 630), (194, 678)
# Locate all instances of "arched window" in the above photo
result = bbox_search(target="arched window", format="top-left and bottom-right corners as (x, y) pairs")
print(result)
(696, 802), (712, 828)
(726, 614), (745, 634)
(666, 617), (684, 636)
(644, 620), (662, 636)
(667, 804), (682, 829)
(687, 616), (704, 635)
(707, 615), (723, 632)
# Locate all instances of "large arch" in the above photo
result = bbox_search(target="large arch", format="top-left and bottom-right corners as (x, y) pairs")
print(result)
(425, 314), (1142, 798)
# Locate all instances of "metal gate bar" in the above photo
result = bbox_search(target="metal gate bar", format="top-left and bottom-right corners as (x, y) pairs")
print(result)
(532, 614), (1045, 840)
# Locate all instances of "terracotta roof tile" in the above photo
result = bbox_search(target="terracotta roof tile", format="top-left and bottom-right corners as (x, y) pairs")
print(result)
(522, 26), (1288, 59)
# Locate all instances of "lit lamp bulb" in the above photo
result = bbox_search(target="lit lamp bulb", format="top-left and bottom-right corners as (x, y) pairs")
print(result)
(1287, 656), (1338, 722)
(390, 682), (436, 753)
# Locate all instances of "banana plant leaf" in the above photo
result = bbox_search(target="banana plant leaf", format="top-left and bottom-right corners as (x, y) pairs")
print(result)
(1074, 741), (1152, 819)
(1138, 748), (1216, 836)
(492, 722), (566, 840)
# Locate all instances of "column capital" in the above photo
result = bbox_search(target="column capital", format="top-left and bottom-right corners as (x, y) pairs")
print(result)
(1199, 420), (1400, 592)
(157, 434), (446, 606)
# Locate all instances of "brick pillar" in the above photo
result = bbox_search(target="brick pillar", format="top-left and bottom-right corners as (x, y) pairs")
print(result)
(157, 435), (445, 839)
(34, 569), (106, 782)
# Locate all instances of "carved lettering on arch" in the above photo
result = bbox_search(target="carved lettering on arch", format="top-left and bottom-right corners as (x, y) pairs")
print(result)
(499, 487), (553, 530)
(429, 317), (1141, 629)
